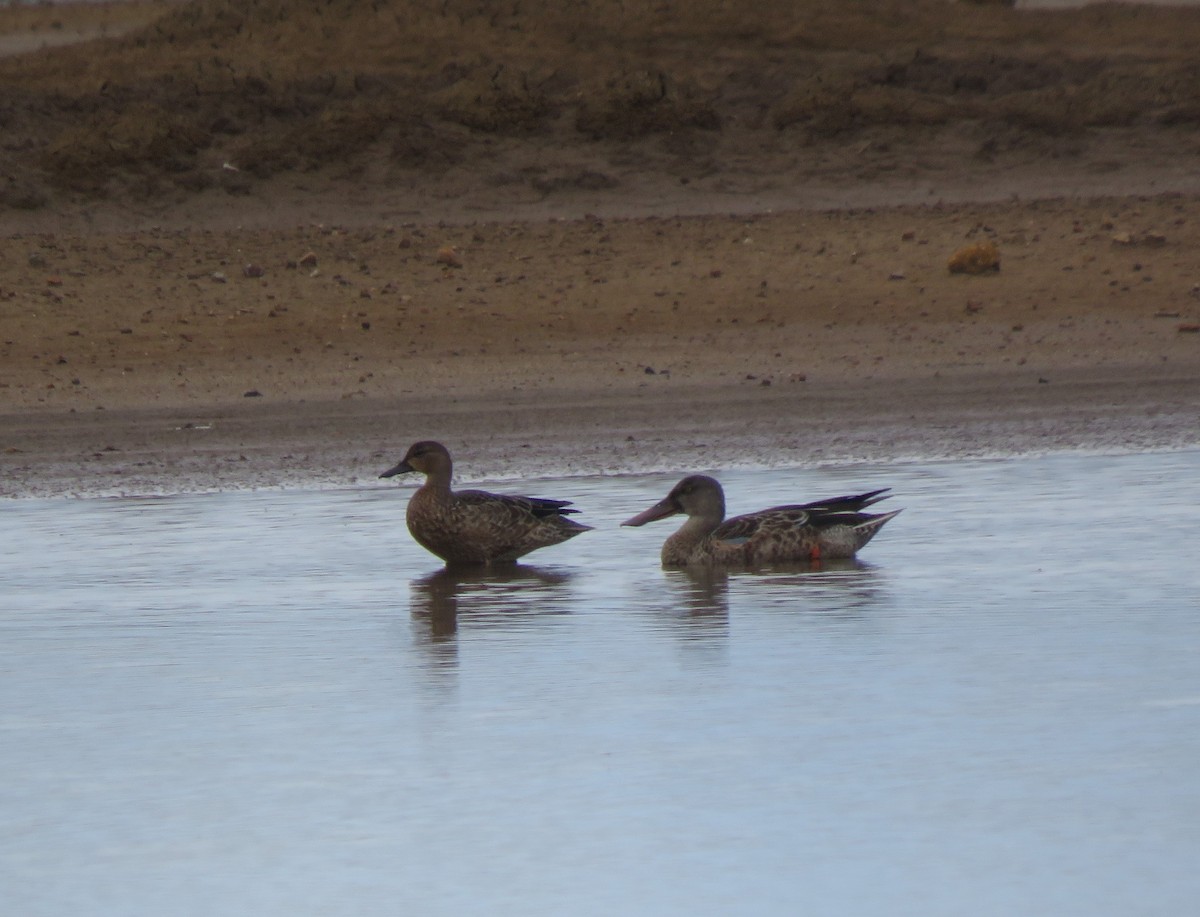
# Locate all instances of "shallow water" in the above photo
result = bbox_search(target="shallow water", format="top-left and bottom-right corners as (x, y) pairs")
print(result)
(3, 450), (1199, 916)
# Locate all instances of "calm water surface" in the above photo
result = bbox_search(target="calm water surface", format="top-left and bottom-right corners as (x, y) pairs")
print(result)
(3, 450), (1199, 916)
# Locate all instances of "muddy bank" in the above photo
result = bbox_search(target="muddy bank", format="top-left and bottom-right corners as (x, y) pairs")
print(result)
(4, 364), (1198, 498)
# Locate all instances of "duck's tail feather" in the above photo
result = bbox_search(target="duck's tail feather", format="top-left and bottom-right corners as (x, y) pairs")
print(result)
(853, 508), (902, 548)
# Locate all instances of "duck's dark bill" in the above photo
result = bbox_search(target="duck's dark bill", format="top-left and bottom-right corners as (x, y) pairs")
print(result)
(380, 460), (414, 479)
(621, 499), (679, 527)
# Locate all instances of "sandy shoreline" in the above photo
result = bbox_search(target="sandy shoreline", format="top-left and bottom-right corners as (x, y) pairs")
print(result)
(4, 192), (1200, 498)
(4, 363), (1197, 499)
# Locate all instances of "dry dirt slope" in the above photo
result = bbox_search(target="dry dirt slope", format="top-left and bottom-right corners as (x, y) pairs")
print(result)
(2, 0), (1200, 215)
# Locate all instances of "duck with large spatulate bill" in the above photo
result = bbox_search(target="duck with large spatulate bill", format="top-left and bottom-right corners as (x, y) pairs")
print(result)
(623, 475), (899, 567)
(380, 441), (592, 566)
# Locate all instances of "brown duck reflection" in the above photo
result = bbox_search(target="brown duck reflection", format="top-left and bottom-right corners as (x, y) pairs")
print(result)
(664, 566), (732, 632)
(659, 557), (883, 636)
(409, 564), (574, 644)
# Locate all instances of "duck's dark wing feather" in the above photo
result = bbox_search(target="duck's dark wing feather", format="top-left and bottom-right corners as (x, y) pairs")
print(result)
(523, 496), (582, 517)
(456, 490), (580, 519)
(770, 488), (891, 515)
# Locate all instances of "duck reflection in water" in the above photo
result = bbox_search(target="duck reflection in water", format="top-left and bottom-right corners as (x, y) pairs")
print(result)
(664, 566), (732, 635)
(409, 565), (574, 646)
(661, 557), (880, 633)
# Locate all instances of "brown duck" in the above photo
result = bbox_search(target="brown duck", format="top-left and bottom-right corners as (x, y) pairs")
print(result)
(380, 441), (592, 565)
(622, 474), (900, 567)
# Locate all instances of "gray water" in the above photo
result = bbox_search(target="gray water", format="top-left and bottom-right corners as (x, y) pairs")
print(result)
(3, 450), (1199, 916)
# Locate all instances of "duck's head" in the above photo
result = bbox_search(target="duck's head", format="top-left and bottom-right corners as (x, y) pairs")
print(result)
(622, 474), (726, 526)
(380, 440), (452, 479)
